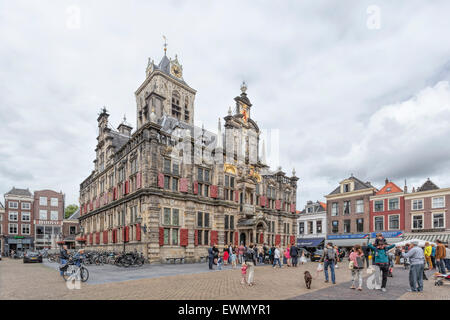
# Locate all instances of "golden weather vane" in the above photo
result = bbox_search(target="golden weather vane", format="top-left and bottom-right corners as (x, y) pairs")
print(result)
(163, 35), (167, 55)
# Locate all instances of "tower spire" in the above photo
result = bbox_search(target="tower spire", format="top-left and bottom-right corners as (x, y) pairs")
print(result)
(261, 139), (267, 164)
(163, 35), (168, 55)
(216, 118), (223, 149)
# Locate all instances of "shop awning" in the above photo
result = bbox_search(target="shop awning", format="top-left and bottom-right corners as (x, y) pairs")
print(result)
(326, 238), (370, 247)
(403, 233), (450, 244)
(297, 238), (324, 247)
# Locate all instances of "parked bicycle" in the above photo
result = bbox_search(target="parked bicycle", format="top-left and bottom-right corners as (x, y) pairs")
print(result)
(60, 255), (89, 282)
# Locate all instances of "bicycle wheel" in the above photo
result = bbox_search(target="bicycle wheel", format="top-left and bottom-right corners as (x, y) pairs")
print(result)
(80, 267), (89, 282)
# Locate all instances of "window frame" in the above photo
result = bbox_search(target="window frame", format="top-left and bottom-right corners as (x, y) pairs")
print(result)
(388, 198), (399, 211)
(412, 199), (424, 211)
(388, 214), (400, 230)
(374, 200), (384, 212)
(431, 196), (445, 209)
(432, 212), (445, 229)
(374, 216), (384, 232)
(411, 213), (424, 230)
(9, 223), (18, 234)
(331, 221), (339, 233)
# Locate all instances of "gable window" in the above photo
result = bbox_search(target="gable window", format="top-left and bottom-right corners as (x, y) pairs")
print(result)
(388, 198), (399, 210)
(412, 199), (423, 210)
(332, 221), (339, 233)
(171, 92), (181, 119)
(433, 213), (445, 229)
(343, 201), (351, 215)
(412, 215), (423, 229)
(344, 184), (350, 192)
(374, 216), (384, 231)
(70, 226), (76, 235)
(299, 222), (304, 234)
(21, 202), (31, 210)
(162, 208), (180, 246)
(432, 197), (444, 209)
(9, 212), (18, 222)
(374, 200), (384, 212)
(356, 200), (364, 213)
(343, 220), (351, 233)
(224, 175), (235, 201)
(356, 218), (364, 232)
(331, 203), (338, 216)
(8, 201), (18, 209)
(389, 215), (399, 230)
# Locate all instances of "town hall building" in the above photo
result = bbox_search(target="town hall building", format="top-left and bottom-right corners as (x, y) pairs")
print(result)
(78, 46), (299, 263)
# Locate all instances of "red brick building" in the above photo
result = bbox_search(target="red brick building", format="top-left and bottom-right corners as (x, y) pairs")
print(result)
(33, 190), (65, 250)
(370, 179), (406, 233)
(2, 188), (34, 254)
(403, 179), (450, 243)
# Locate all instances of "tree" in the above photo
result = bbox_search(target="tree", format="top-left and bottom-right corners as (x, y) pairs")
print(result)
(65, 204), (79, 219)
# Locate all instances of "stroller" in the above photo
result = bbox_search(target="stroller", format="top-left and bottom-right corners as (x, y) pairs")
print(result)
(433, 272), (450, 286)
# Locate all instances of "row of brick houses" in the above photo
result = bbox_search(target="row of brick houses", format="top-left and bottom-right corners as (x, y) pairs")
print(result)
(0, 187), (70, 254)
(78, 49), (299, 263)
(317, 175), (450, 249)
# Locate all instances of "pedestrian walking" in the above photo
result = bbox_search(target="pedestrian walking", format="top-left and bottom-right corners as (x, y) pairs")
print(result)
(333, 246), (340, 269)
(231, 249), (237, 269)
(223, 247), (229, 266)
(208, 244), (215, 270)
(368, 241), (395, 292)
(273, 245), (282, 268)
(444, 243), (450, 272)
(349, 244), (365, 291)
(269, 245), (275, 265)
(59, 245), (70, 276)
(401, 241), (425, 292)
(435, 240), (447, 274)
(245, 244), (256, 286)
(238, 243), (245, 264)
(290, 244), (299, 267)
(284, 245), (291, 267)
(424, 242), (432, 270)
(217, 253), (223, 270)
(320, 242), (337, 284)
(430, 244), (436, 269)
(240, 262), (247, 284)
(258, 246), (264, 264)
(362, 245), (370, 268)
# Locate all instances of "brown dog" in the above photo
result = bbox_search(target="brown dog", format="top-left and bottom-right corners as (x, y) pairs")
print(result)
(304, 271), (312, 289)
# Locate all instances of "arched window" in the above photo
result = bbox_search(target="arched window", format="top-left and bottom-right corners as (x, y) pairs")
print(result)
(171, 91), (181, 119)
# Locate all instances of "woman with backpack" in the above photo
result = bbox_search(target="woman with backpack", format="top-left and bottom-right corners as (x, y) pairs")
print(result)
(368, 241), (395, 292)
(349, 245), (365, 291)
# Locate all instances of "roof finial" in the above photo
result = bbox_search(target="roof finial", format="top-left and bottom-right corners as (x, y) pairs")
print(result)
(123, 114), (127, 122)
(163, 35), (168, 55)
(240, 81), (247, 93)
(228, 106), (232, 116)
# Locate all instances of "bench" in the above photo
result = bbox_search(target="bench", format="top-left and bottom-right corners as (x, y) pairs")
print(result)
(165, 257), (185, 264)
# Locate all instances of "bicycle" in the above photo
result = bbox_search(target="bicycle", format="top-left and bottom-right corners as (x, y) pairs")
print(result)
(60, 256), (89, 282)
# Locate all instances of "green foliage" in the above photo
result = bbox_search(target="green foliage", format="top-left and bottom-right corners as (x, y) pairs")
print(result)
(65, 204), (79, 219)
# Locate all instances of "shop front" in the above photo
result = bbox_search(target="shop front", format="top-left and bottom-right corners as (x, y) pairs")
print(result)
(327, 233), (370, 249)
(4, 236), (34, 254)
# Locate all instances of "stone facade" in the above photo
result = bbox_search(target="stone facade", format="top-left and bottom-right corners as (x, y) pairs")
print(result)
(78, 50), (299, 263)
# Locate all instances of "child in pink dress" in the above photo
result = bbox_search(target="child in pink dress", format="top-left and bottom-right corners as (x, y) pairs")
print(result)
(241, 262), (248, 284)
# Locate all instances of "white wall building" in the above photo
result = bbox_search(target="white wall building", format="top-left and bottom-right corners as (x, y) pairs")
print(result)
(297, 200), (327, 248)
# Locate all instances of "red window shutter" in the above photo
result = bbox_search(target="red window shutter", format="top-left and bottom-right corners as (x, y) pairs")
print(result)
(275, 200), (281, 211)
(114, 187), (117, 200)
(180, 228), (188, 246)
(159, 227), (164, 246)
(210, 185), (218, 198)
(125, 180), (129, 194)
(112, 229), (117, 243)
(234, 231), (238, 246)
(193, 181), (198, 194)
(84, 203), (87, 214)
(136, 224), (141, 241)
(275, 234), (281, 246)
(210, 230), (218, 246)
(290, 235), (296, 245)
(96, 232), (100, 244)
(194, 229), (199, 246)
(103, 231), (108, 244)
(180, 178), (188, 193)
(158, 173), (164, 188)
(234, 190), (239, 202)
(90, 233), (94, 245)
(137, 173), (142, 189)
(290, 203), (296, 213)
(260, 233), (264, 243)
(260, 196), (265, 207)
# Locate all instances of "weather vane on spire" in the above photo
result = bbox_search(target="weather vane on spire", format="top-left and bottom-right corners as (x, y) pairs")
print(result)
(163, 35), (168, 55)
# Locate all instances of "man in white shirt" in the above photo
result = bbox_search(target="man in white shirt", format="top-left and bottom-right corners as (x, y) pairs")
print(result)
(272, 246), (282, 268)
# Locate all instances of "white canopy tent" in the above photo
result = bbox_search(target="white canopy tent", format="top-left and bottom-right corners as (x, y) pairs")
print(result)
(393, 239), (436, 248)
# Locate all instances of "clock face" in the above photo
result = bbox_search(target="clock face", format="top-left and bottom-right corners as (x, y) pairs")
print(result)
(171, 64), (182, 78)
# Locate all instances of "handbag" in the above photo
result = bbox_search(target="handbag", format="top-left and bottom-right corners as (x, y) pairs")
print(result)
(348, 261), (354, 270)
(317, 263), (323, 272)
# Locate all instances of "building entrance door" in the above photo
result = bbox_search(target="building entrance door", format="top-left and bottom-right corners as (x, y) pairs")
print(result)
(240, 233), (246, 246)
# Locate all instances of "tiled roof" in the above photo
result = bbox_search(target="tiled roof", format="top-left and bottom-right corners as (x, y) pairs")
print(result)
(417, 179), (439, 192)
(376, 181), (404, 195)
(67, 209), (80, 220)
(329, 176), (374, 195)
(5, 187), (32, 197)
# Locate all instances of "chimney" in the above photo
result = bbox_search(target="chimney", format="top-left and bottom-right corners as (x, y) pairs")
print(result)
(404, 180), (407, 193)
(385, 178), (389, 185)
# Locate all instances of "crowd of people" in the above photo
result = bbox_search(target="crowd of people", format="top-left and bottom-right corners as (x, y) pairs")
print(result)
(208, 233), (450, 292)
(207, 242), (310, 285)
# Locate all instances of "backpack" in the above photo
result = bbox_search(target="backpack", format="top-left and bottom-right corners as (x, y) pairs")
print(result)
(355, 255), (364, 269)
(326, 248), (336, 261)
(245, 248), (254, 261)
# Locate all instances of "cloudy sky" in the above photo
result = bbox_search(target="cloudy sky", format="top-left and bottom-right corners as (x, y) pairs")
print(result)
(1, 0), (450, 208)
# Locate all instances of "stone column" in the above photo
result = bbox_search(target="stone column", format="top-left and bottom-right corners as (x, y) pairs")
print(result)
(184, 201), (196, 263)
(147, 195), (161, 263)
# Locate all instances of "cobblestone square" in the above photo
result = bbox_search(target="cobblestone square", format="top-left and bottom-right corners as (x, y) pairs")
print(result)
(1, 258), (448, 300)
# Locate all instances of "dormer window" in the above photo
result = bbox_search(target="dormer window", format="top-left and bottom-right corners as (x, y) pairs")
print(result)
(344, 184), (350, 192)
